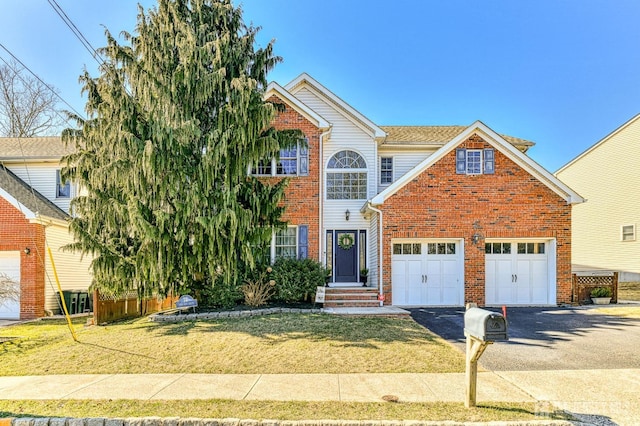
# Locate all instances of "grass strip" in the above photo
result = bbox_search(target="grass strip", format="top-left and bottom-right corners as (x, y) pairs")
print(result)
(0, 400), (572, 422)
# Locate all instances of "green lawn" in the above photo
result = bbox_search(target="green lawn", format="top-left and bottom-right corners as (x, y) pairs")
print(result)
(0, 400), (571, 422)
(0, 313), (572, 422)
(0, 314), (464, 375)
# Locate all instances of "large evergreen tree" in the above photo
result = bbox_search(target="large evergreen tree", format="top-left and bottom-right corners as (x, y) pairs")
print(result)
(62, 0), (300, 300)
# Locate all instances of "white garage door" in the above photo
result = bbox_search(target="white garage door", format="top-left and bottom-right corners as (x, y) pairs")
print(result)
(0, 251), (21, 319)
(485, 241), (551, 305)
(392, 240), (463, 306)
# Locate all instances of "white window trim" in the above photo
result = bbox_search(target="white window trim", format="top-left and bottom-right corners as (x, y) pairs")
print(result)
(466, 149), (483, 175)
(621, 224), (636, 242)
(56, 169), (71, 199)
(272, 226), (298, 261)
(251, 143), (302, 177)
(380, 156), (393, 185)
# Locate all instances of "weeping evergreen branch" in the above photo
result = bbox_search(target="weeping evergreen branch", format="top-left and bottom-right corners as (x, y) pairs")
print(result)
(61, 0), (298, 300)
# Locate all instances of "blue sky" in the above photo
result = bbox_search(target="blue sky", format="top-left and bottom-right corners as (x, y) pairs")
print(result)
(0, 0), (638, 171)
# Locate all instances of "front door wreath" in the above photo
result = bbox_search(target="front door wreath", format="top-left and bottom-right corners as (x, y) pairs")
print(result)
(338, 233), (355, 250)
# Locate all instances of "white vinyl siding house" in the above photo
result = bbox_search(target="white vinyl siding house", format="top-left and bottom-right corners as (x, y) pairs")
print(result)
(556, 113), (640, 278)
(44, 223), (93, 313)
(6, 162), (75, 214)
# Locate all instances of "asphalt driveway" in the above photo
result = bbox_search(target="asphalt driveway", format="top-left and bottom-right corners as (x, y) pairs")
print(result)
(409, 305), (640, 371)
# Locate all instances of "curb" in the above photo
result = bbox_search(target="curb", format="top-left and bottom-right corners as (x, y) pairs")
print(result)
(1, 418), (582, 426)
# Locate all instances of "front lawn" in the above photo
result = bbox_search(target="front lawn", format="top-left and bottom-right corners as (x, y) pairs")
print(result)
(0, 314), (464, 375)
(0, 400), (569, 422)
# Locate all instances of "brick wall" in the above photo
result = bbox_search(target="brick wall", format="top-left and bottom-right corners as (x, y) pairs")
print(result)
(379, 134), (572, 305)
(268, 95), (322, 261)
(0, 197), (46, 319)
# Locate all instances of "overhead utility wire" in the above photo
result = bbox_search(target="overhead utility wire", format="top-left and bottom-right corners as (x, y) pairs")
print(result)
(47, 0), (105, 67)
(0, 43), (85, 120)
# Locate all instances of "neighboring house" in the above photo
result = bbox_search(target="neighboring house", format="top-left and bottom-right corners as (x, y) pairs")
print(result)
(556, 113), (640, 282)
(0, 137), (92, 320)
(265, 73), (583, 306)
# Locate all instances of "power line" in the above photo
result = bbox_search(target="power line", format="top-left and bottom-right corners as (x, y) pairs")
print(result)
(47, 0), (105, 67)
(0, 43), (85, 120)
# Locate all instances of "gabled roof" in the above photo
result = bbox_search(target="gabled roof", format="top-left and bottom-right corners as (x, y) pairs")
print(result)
(264, 81), (331, 130)
(284, 73), (386, 139)
(370, 121), (584, 206)
(0, 164), (69, 221)
(381, 125), (534, 151)
(555, 113), (640, 174)
(0, 137), (71, 161)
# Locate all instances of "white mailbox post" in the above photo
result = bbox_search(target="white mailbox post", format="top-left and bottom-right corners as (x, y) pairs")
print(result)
(463, 303), (508, 408)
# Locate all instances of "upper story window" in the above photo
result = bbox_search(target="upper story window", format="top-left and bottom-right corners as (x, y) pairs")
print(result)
(56, 170), (70, 198)
(456, 148), (495, 175)
(326, 150), (367, 200)
(622, 225), (636, 241)
(380, 157), (393, 185)
(251, 139), (309, 177)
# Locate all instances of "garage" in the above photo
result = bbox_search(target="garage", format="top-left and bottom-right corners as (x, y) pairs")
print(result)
(485, 240), (555, 305)
(0, 251), (21, 319)
(392, 239), (464, 306)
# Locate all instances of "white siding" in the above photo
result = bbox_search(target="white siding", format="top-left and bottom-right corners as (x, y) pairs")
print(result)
(292, 87), (375, 231)
(44, 223), (93, 313)
(6, 162), (75, 214)
(377, 149), (435, 193)
(368, 212), (379, 290)
(556, 116), (640, 274)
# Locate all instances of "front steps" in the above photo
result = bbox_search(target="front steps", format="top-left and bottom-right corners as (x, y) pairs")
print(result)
(323, 286), (380, 308)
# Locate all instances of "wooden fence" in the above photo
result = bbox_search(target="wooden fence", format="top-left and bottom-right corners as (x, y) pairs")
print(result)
(572, 272), (618, 305)
(93, 289), (179, 324)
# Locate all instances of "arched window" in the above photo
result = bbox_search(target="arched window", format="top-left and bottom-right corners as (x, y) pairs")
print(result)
(326, 150), (367, 200)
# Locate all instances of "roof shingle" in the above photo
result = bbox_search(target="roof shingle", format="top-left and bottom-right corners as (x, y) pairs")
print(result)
(380, 125), (534, 148)
(0, 137), (71, 160)
(0, 164), (69, 221)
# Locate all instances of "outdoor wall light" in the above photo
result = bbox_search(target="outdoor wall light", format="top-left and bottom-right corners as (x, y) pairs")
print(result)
(345, 209), (350, 221)
(24, 247), (31, 255)
(471, 234), (480, 245)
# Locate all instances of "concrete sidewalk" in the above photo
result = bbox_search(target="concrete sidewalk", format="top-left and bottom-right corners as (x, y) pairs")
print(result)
(0, 372), (532, 403)
(1, 370), (639, 424)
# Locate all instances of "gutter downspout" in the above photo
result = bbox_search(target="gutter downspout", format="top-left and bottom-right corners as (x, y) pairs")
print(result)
(318, 127), (332, 268)
(367, 202), (384, 306)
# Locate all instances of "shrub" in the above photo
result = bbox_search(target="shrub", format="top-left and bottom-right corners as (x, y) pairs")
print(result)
(590, 286), (612, 298)
(191, 275), (243, 309)
(241, 268), (276, 307)
(271, 258), (327, 303)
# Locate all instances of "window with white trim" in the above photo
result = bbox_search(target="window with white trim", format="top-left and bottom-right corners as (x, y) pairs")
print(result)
(456, 148), (495, 175)
(56, 170), (70, 198)
(252, 139), (308, 177)
(622, 225), (636, 241)
(275, 227), (297, 259)
(326, 150), (367, 200)
(380, 157), (393, 185)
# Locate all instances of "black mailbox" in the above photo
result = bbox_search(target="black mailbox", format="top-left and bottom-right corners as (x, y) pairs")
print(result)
(464, 307), (508, 342)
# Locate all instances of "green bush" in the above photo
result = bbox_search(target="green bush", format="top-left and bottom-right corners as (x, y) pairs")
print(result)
(191, 275), (243, 309)
(590, 286), (612, 298)
(271, 258), (327, 303)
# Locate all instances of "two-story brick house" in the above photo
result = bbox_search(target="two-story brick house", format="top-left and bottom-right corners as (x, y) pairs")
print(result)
(264, 73), (583, 307)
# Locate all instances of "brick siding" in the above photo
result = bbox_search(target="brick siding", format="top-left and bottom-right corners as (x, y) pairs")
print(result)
(378, 134), (572, 305)
(268, 95), (322, 261)
(0, 197), (46, 319)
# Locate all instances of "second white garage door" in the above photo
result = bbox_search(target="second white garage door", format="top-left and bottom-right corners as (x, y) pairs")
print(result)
(485, 240), (554, 305)
(392, 240), (463, 306)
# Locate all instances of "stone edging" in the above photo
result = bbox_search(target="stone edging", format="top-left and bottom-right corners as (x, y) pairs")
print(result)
(1, 417), (579, 426)
(149, 307), (324, 322)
